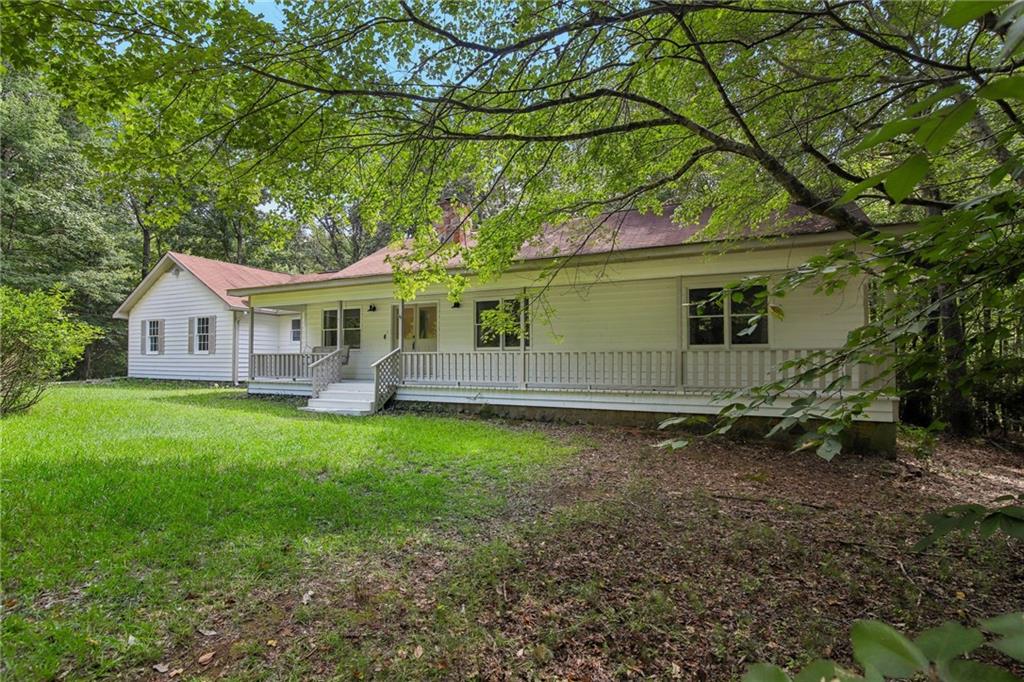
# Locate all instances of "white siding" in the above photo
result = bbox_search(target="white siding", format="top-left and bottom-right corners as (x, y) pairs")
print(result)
(432, 277), (864, 355)
(127, 269), (236, 381)
(242, 240), (871, 394)
(278, 315), (302, 352)
(768, 281), (865, 348)
(125, 270), (304, 382)
(279, 276), (865, 383)
(533, 279), (678, 351)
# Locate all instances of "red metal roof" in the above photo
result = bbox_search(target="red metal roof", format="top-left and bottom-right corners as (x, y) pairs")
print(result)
(272, 205), (836, 286)
(166, 252), (294, 307)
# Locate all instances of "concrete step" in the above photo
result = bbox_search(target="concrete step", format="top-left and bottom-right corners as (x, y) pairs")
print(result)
(325, 378), (374, 391)
(322, 384), (375, 397)
(307, 396), (375, 410)
(299, 405), (375, 417)
(318, 393), (374, 403)
(319, 391), (375, 400)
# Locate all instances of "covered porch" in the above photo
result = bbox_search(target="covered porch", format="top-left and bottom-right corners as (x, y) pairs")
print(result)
(248, 345), (892, 420)
(239, 273), (896, 422)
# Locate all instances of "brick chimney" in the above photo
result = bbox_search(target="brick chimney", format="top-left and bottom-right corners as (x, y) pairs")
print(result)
(437, 198), (467, 246)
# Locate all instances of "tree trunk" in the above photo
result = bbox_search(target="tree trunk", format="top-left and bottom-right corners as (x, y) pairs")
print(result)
(235, 222), (244, 264)
(900, 308), (937, 427)
(128, 192), (155, 279)
(141, 226), (152, 279)
(938, 288), (974, 436)
(917, 187), (975, 435)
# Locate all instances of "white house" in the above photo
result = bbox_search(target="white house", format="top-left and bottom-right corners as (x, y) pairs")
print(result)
(113, 252), (304, 383)
(224, 205), (898, 447)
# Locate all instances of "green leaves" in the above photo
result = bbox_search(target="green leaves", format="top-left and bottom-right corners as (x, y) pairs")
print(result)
(915, 496), (1024, 550)
(816, 436), (842, 462)
(914, 622), (984, 664)
(746, 615), (1024, 682)
(977, 76), (1024, 101)
(884, 154), (931, 203)
(792, 660), (843, 682)
(851, 620), (929, 678)
(944, 660), (1021, 682)
(914, 100), (978, 155)
(835, 172), (886, 206)
(0, 286), (102, 414)
(982, 613), (1024, 663)
(851, 118), (922, 153)
(941, 1), (1007, 28)
(996, 0), (1024, 61)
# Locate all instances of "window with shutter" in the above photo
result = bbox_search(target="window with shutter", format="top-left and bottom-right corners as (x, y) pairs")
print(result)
(147, 320), (161, 354)
(195, 316), (210, 353)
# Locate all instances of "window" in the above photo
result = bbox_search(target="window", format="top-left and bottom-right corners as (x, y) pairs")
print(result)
(475, 298), (529, 350)
(730, 286), (769, 345)
(342, 308), (361, 348)
(688, 288), (725, 345)
(688, 286), (768, 346)
(290, 318), (301, 342)
(322, 309), (338, 347)
(147, 320), (160, 354)
(416, 306), (436, 344)
(195, 316), (210, 353)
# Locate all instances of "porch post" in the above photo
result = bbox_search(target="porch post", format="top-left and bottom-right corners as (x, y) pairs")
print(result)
(231, 311), (239, 385)
(248, 304), (255, 381)
(397, 300), (405, 351)
(675, 276), (684, 389)
(337, 300), (343, 348)
(519, 288), (527, 388)
(301, 304), (308, 351)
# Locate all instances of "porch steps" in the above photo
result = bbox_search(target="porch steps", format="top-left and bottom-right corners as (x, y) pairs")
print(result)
(301, 381), (376, 416)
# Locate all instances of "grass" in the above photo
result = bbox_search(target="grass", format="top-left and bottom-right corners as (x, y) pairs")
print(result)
(0, 382), (571, 679)
(4, 383), (1022, 680)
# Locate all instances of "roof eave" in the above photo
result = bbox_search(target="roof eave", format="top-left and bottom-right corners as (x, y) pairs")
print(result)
(229, 229), (855, 298)
(112, 253), (178, 319)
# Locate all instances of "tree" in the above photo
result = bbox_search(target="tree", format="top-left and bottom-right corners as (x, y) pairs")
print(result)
(0, 70), (135, 377)
(4, 0), (1022, 439)
(0, 286), (101, 414)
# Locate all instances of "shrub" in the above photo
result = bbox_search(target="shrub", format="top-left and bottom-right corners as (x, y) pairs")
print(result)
(0, 286), (101, 415)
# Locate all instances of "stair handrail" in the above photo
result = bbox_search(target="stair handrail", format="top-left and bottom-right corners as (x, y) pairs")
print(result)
(371, 347), (402, 412)
(310, 346), (350, 398)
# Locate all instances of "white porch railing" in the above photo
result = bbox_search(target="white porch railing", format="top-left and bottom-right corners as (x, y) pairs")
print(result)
(310, 347), (351, 397)
(681, 348), (865, 390)
(372, 347), (403, 410)
(250, 352), (329, 380)
(402, 350), (679, 389)
(400, 348), (877, 391)
(526, 350), (678, 388)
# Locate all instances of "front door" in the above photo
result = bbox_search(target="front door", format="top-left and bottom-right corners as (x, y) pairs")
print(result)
(392, 304), (438, 352)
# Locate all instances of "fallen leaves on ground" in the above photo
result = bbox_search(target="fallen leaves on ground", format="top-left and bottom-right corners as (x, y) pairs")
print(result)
(136, 427), (1024, 679)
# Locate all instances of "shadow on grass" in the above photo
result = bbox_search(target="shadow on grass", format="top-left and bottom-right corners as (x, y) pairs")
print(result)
(149, 387), (315, 418)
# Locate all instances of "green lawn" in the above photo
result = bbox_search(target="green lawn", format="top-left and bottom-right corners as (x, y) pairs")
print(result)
(0, 382), (570, 679)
